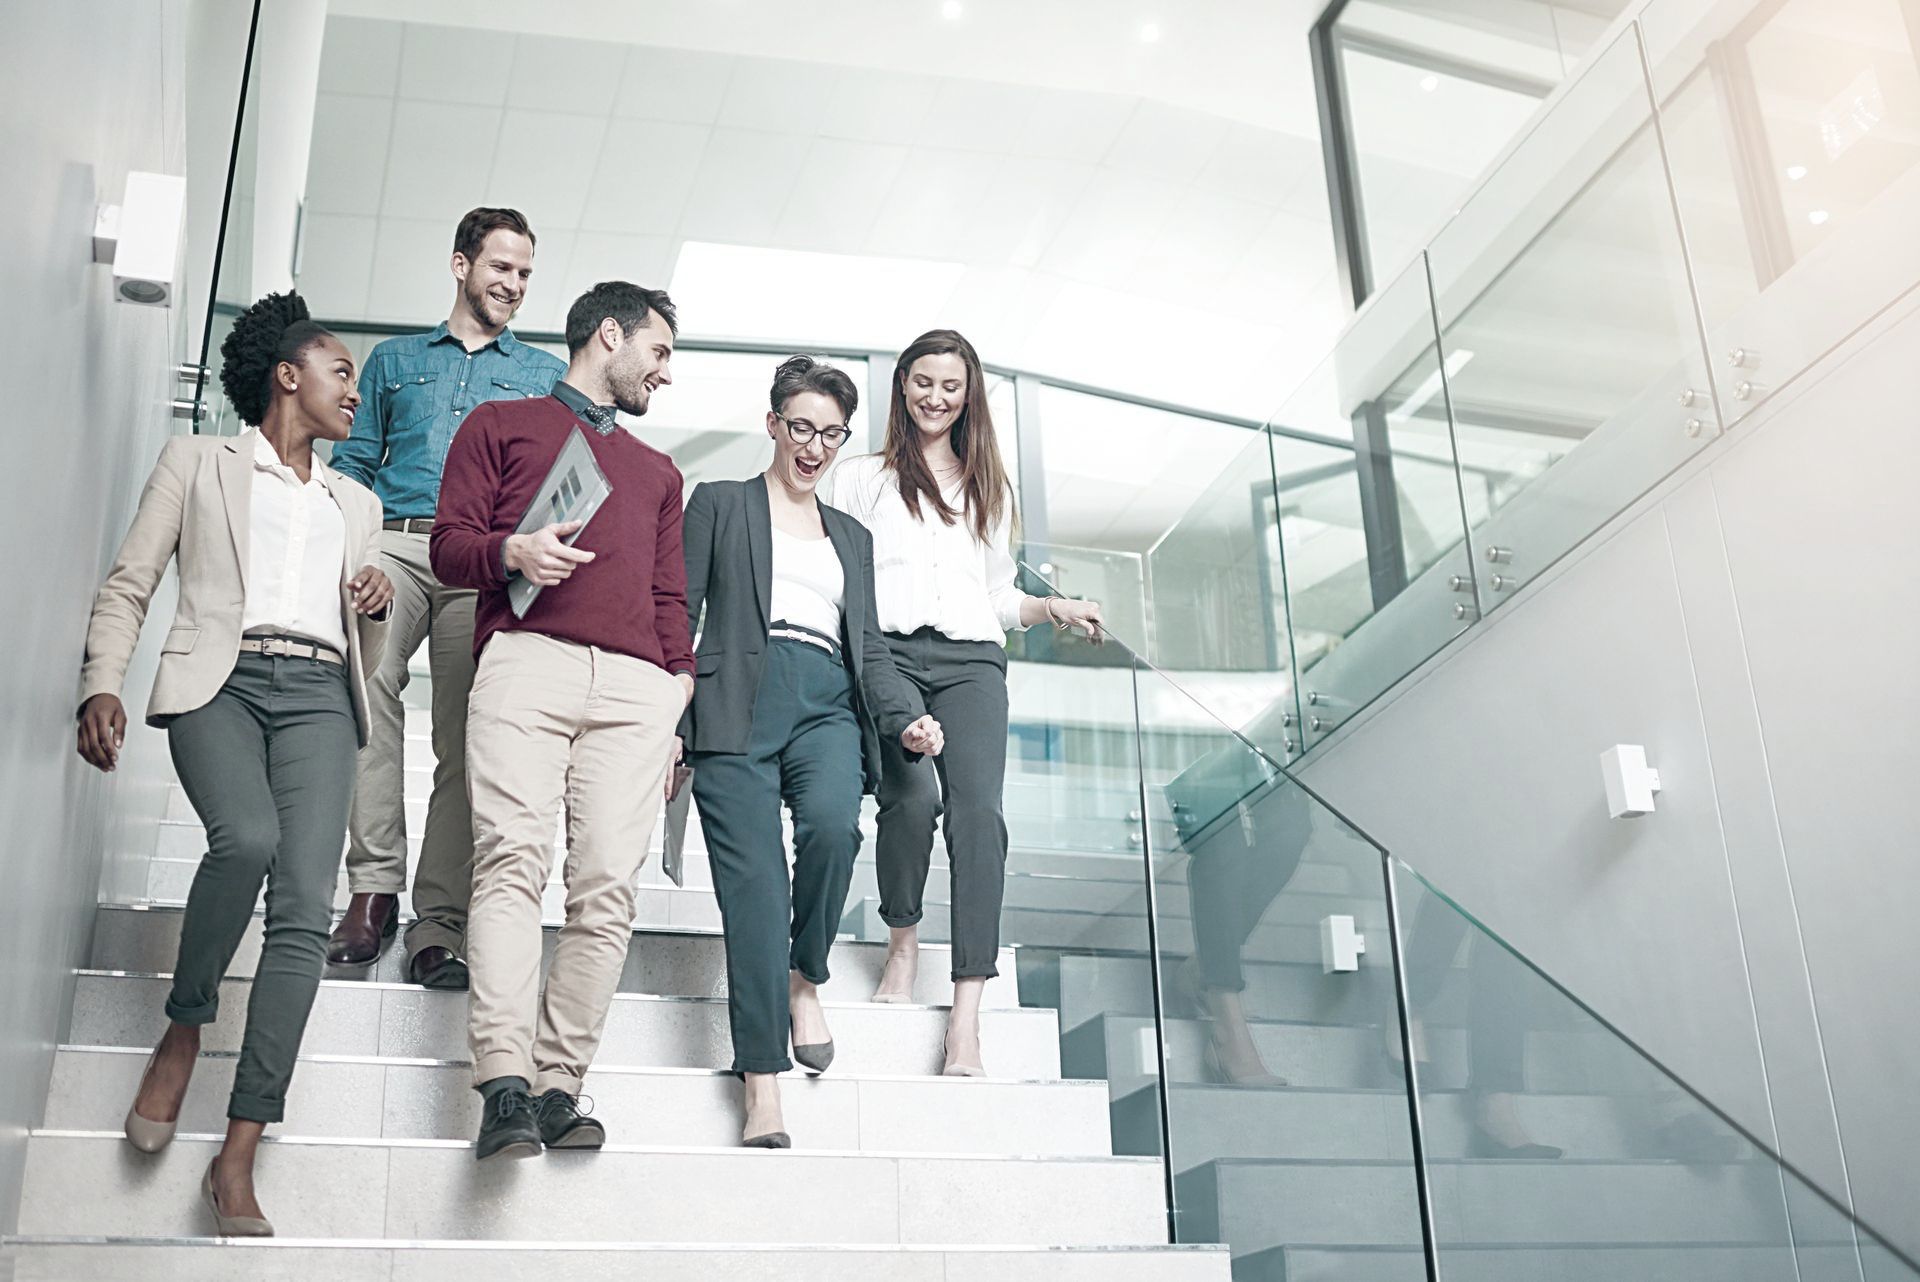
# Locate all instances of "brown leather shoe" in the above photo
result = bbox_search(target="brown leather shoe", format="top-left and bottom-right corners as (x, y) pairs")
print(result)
(407, 946), (470, 991)
(326, 893), (398, 966)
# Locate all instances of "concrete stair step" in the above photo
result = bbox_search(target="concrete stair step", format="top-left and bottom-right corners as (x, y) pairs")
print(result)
(88, 905), (1019, 1009)
(1109, 1082), (1686, 1169)
(0, 1239), (1232, 1281)
(1177, 1156), (1797, 1258)
(1067, 1012), (1637, 1099)
(67, 973), (1063, 1079)
(1250, 1241), (1838, 1282)
(46, 1046), (1110, 1155)
(844, 898), (1341, 965)
(18, 1133), (1167, 1246)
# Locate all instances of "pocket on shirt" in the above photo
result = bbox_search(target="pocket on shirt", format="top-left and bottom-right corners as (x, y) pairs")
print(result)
(488, 375), (541, 400)
(385, 372), (440, 433)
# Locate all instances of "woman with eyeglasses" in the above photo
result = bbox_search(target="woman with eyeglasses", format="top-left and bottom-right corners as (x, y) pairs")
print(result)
(821, 329), (1102, 1076)
(680, 355), (944, 1147)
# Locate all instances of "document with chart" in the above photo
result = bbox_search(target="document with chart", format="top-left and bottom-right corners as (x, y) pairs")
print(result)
(506, 426), (612, 619)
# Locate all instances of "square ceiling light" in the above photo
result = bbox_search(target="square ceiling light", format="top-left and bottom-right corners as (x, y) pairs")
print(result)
(669, 241), (966, 350)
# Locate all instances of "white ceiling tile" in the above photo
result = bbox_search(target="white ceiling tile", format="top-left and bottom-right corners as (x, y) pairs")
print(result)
(380, 101), (503, 220)
(483, 109), (607, 232)
(962, 155), (1097, 267)
(365, 217), (456, 324)
(294, 214), (378, 321)
(864, 146), (1002, 260)
(616, 45), (734, 124)
(679, 128), (811, 245)
(304, 94), (394, 218)
(1232, 210), (1339, 301)
(580, 120), (710, 234)
(509, 33), (627, 115)
(1016, 88), (1135, 162)
(318, 16), (401, 98)
(932, 266), (1050, 348)
(717, 57), (828, 135)
(1102, 100), (1228, 185)
(1028, 167), (1174, 282)
(558, 232), (678, 312)
(816, 69), (940, 145)
(1136, 190), (1271, 292)
(398, 22), (511, 106)
(773, 139), (908, 255)
(926, 79), (1041, 154)
(1195, 122), (1322, 207)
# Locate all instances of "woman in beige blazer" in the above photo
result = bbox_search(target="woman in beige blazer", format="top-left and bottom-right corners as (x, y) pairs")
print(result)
(75, 292), (392, 1236)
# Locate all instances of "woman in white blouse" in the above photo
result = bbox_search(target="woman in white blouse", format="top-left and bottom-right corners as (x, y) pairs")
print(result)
(821, 329), (1102, 1074)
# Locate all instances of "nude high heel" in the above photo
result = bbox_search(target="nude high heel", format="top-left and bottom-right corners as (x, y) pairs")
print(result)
(123, 1052), (178, 1153)
(203, 1160), (273, 1237)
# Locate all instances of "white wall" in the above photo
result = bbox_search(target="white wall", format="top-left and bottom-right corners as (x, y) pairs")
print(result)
(0, 0), (207, 1230)
(1296, 287), (1920, 1261)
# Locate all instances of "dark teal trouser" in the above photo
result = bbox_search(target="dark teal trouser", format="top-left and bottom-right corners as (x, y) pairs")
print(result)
(691, 639), (864, 1074)
(165, 652), (357, 1123)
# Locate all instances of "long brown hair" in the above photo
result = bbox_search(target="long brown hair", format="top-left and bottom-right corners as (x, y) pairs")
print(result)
(882, 329), (1010, 543)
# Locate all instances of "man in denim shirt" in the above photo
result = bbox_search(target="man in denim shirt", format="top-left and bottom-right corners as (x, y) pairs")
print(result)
(325, 207), (565, 987)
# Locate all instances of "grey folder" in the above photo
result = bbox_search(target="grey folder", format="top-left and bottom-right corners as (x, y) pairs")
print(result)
(661, 771), (693, 887)
(507, 426), (612, 619)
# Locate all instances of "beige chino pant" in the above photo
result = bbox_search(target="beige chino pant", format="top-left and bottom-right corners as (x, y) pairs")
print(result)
(345, 529), (478, 959)
(464, 630), (682, 1094)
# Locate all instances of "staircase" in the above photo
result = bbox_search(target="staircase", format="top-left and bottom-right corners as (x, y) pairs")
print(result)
(1, 704), (1230, 1280)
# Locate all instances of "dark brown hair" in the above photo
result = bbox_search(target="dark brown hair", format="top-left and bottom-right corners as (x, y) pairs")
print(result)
(452, 207), (536, 264)
(883, 329), (1009, 543)
(770, 354), (857, 422)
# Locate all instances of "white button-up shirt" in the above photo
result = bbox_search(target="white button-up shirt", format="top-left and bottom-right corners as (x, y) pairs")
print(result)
(821, 454), (1027, 645)
(241, 432), (349, 654)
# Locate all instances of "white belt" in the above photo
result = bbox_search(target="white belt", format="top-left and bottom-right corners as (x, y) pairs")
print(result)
(238, 635), (345, 666)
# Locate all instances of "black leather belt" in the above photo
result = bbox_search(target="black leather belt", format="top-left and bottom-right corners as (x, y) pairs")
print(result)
(383, 518), (434, 534)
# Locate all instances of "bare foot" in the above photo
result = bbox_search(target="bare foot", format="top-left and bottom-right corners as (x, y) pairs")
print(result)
(941, 977), (986, 1076)
(872, 926), (918, 1003)
(741, 1072), (787, 1146)
(789, 972), (831, 1047)
(133, 1023), (201, 1124)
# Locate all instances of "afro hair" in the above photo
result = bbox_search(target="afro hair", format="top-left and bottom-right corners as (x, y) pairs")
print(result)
(218, 291), (332, 426)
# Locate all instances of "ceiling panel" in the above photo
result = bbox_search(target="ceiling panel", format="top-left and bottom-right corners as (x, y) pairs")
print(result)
(295, 213), (378, 318)
(366, 216), (463, 321)
(304, 93), (394, 217)
(318, 16), (401, 98)
(398, 22), (511, 107)
(485, 109), (610, 232)
(379, 101), (504, 219)
(718, 57), (830, 135)
(616, 44), (735, 124)
(817, 68), (942, 146)
(579, 120), (710, 234)
(863, 146), (1004, 260)
(1016, 87), (1137, 163)
(680, 126), (813, 244)
(509, 33), (628, 115)
(772, 138), (909, 255)
(1103, 100), (1230, 185)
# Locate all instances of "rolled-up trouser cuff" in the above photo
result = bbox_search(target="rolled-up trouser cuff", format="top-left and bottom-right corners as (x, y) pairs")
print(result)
(164, 994), (219, 1026)
(790, 959), (831, 987)
(732, 1054), (793, 1075)
(532, 1069), (584, 1098)
(405, 917), (464, 957)
(345, 872), (407, 895)
(879, 908), (923, 929)
(951, 962), (1001, 982)
(227, 1091), (283, 1124)
(474, 1050), (535, 1092)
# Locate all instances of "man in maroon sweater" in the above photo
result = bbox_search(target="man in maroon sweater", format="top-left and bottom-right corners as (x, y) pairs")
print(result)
(430, 280), (693, 1160)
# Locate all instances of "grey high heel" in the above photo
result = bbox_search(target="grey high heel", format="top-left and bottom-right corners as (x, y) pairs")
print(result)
(791, 1017), (835, 1075)
(123, 1052), (179, 1153)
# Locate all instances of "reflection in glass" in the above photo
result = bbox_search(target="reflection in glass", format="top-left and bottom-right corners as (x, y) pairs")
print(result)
(1393, 863), (1920, 1281)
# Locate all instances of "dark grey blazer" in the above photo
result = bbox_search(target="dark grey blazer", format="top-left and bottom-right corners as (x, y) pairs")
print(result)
(679, 474), (919, 792)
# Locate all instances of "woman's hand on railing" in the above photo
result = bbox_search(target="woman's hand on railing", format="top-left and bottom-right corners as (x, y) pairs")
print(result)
(1046, 596), (1106, 642)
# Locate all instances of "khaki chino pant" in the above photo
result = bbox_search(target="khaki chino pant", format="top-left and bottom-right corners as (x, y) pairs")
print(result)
(345, 529), (478, 958)
(465, 630), (682, 1094)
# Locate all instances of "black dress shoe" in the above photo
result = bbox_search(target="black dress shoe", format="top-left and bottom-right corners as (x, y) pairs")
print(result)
(534, 1089), (606, 1150)
(475, 1087), (542, 1161)
(407, 946), (469, 990)
(326, 893), (398, 966)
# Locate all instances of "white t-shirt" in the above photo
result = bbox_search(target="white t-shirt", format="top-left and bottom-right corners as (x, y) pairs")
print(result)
(241, 432), (348, 654)
(819, 453), (1026, 645)
(770, 526), (845, 641)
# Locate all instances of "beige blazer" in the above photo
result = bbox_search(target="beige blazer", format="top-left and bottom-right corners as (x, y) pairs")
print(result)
(78, 430), (389, 746)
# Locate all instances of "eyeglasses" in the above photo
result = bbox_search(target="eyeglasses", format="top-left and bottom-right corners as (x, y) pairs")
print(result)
(775, 415), (852, 450)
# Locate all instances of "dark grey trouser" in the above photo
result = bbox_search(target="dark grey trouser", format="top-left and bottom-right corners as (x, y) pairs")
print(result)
(691, 641), (865, 1074)
(166, 652), (358, 1123)
(873, 627), (1010, 981)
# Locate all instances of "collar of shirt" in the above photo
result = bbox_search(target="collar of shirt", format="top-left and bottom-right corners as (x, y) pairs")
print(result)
(251, 431), (321, 486)
(551, 380), (619, 433)
(425, 320), (525, 358)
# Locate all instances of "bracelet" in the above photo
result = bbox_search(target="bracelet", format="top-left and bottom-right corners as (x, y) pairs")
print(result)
(1045, 597), (1070, 631)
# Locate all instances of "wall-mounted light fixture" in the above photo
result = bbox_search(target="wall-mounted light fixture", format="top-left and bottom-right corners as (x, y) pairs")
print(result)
(1601, 744), (1662, 819)
(92, 171), (186, 307)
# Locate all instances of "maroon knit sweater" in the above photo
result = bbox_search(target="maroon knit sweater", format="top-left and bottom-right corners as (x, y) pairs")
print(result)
(430, 396), (693, 675)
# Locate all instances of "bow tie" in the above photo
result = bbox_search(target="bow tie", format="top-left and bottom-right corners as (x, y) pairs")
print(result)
(581, 402), (617, 434)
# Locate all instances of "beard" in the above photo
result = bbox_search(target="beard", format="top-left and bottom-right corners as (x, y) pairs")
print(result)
(463, 277), (516, 329)
(608, 362), (654, 417)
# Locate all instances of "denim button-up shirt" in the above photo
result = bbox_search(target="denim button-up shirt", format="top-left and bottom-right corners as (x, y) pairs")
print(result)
(329, 323), (565, 521)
